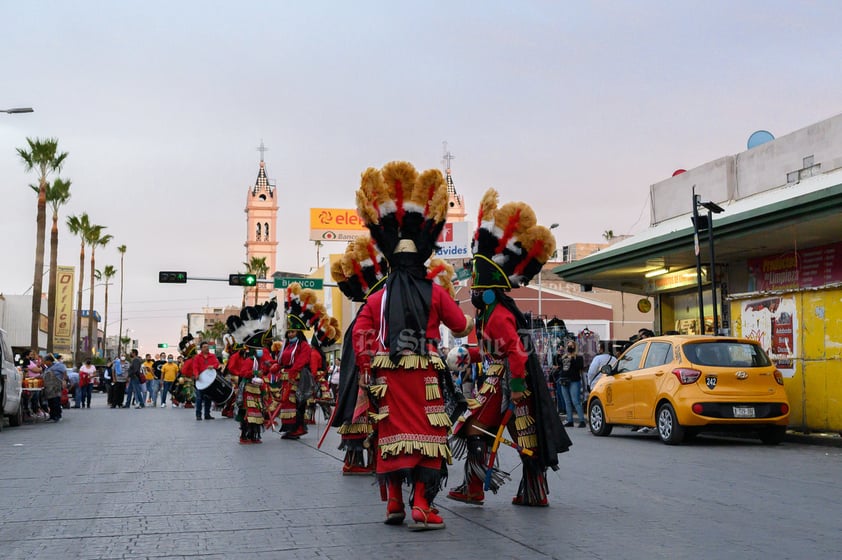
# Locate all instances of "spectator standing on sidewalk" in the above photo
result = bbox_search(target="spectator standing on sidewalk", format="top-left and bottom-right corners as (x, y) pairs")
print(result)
(125, 349), (145, 409)
(42, 355), (66, 422)
(160, 354), (179, 407)
(110, 355), (126, 408)
(586, 342), (615, 391)
(556, 341), (586, 428)
(79, 359), (96, 408)
(151, 352), (166, 405)
(141, 354), (154, 405)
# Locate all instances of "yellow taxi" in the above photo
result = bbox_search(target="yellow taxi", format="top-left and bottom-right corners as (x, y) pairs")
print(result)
(587, 335), (790, 445)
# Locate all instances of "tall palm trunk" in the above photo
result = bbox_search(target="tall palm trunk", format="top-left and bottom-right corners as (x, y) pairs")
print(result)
(88, 246), (97, 357)
(74, 241), (86, 365)
(119, 251), (125, 356)
(103, 280), (110, 358)
(31, 180), (47, 349)
(46, 212), (59, 353)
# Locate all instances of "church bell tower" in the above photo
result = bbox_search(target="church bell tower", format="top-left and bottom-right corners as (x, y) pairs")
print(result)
(244, 141), (278, 304)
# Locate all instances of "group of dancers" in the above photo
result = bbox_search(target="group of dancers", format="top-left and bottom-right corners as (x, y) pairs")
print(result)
(182, 159), (572, 531)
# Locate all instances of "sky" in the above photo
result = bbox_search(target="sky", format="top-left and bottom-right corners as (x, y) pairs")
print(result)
(3, 0), (842, 355)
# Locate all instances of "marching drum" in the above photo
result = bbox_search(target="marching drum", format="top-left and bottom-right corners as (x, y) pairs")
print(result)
(195, 368), (234, 405)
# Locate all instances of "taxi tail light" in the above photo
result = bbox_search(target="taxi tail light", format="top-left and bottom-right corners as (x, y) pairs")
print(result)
(780, 403), (789, 415)
(692, 403), (703, 414)
(672, 368), (702, 384)
(773, 370), (784, 385)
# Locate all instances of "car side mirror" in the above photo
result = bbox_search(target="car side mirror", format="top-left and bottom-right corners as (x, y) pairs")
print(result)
(600, 358), (617, 376)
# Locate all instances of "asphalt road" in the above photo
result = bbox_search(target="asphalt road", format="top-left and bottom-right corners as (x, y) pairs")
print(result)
(1, 392), (840, 560)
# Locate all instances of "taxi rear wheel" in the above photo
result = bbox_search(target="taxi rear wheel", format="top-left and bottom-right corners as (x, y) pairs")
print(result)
(588, 399), (612, 436)
(657, 403), (685, 445)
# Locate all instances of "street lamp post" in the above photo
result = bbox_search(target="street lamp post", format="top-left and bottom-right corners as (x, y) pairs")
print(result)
(1, 107), (34, 114)
(537, 223), (560, 321)
(691, 186), (725, 334)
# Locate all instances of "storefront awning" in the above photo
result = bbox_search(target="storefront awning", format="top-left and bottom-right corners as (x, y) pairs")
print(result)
(554, 175), (842, 295)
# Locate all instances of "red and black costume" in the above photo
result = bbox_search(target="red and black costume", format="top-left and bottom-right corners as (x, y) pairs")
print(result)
(448, 188), (572, 507)
(224, 299), (277, 444)
(330, 235), (389, 475)
(353, 161), (473, 531)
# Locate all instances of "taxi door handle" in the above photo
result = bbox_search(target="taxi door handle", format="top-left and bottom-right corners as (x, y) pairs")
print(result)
(622, 375), (632, 380)
(655, 371), (665, 377)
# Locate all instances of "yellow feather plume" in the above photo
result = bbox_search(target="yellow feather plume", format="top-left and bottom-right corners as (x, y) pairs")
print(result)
(330, 259), (348, 283)
(416, 168), (448, 222)
(494, 201), (537, 236)
(381, 161), (420, 206)
(520, 225), (557, 264)
(357, 167), (384, 225)
(478, 189), (499, 224)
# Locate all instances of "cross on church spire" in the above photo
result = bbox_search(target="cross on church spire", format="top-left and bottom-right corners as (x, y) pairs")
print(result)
(257, 140), (269, 162)
(441, 141), (455, 174)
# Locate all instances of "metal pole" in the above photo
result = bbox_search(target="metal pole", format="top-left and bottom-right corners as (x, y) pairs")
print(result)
(707, 207), (718, 335)
(537, 272), (542, 319)
(692, 188), (705, 334)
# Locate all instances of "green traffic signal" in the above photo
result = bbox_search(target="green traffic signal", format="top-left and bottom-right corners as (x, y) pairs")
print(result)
(159, 271), (187, 284)
(229, 273), (257, 286)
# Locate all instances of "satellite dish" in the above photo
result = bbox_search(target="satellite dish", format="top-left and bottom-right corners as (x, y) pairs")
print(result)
(672, 169), (686, 177)
(747, 130), (774, 149)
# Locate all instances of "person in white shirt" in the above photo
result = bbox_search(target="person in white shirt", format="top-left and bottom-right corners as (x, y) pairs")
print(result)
(586, 342), (615, 391)
(79, 359), (97, 408)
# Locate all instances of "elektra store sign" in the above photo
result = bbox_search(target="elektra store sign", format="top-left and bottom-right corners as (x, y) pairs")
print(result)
(435, 221), (471, 259)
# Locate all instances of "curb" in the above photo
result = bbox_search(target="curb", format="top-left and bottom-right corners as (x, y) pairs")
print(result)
(784, 431), (842, 448)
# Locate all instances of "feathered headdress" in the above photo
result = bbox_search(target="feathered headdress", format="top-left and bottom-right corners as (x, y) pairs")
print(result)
(307, 303), (340, 349)
(179, 333), (197, 358)
(471, 189), (557, 290)
(427, 257), (456, 299)
(355, 161), (449, 263)
(330, 235), (389, 302)
(225, 298), (278, 347)
(284, 283), (320, 331)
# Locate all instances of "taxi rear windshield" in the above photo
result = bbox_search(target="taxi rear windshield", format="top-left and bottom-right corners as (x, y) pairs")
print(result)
(684, 342), (772, 368)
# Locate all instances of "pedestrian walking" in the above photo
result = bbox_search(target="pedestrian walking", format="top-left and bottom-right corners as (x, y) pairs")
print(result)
(160, 354), (179, 407)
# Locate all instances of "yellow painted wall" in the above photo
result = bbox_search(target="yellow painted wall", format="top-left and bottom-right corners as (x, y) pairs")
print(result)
(731, 287), (842, 432)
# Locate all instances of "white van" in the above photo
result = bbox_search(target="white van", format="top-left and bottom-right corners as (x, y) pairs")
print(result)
(0, 329), (23, 428)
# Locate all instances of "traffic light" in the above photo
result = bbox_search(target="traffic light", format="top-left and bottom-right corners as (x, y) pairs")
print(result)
(157, 343), (169, 348)
(229, 273), (257, 286)
(159, 271), (187, 284)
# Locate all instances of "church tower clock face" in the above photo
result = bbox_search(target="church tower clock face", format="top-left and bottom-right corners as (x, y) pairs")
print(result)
(244, 141), (279, 304)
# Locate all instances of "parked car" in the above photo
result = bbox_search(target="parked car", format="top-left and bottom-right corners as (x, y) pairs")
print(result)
(0, 329), (23, 429)
(587, 335), (790, 445)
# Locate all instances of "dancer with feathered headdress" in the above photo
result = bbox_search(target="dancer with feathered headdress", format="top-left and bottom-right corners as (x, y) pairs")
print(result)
(224, 299), (277, 443)
(330, 235), (389, 475)
(447, 189), (572, 508)
(352, 161), (473, 531)
(275, 283), (321, 439)
(304, 304), (340, 424)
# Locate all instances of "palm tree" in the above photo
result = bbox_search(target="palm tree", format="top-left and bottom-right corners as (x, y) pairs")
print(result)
(17, 138), (69, 349)
(201, 321), (227, 349)
(37, 178), (72, 353)
(95, 265), (117, 359)
(243, 256), (269, 306)
(603, 230), (615, 242)
(117, 245), (127, 356)
(67, 213), (93, 365)
(86, 227), (113, 358)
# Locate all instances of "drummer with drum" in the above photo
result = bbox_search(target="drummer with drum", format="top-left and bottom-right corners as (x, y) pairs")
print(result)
(187, 342), (220, 421)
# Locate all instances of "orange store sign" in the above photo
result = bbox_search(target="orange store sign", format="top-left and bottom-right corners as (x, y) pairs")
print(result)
(310, 208), (367, 231)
